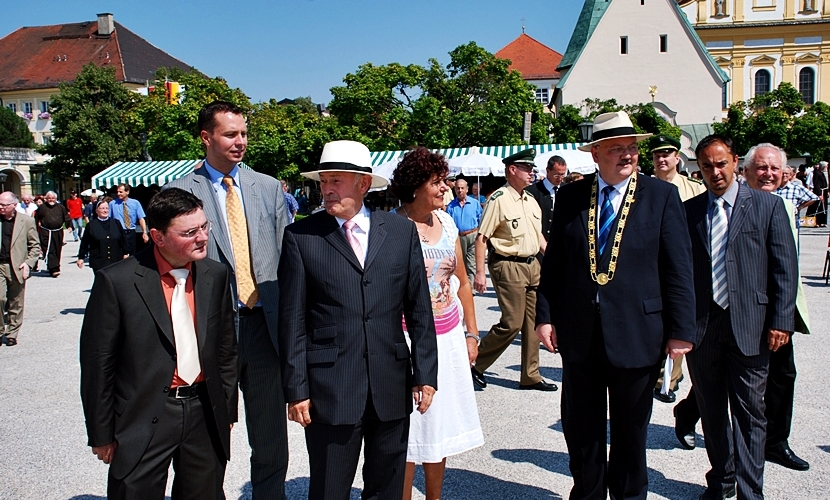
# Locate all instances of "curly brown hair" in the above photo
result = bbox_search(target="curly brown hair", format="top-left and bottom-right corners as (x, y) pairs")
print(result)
(390, 147), (449, 203)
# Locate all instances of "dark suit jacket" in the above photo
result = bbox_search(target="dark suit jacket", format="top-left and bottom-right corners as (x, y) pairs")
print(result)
(0, 213), (40, 283)
(685, 185), (797, 356)
(166, 164), (288, 351)
(525, 180), (555, 240)
(536, 174), (696, 368)
(77, 218), (127, 271)
(278, 209), (438, 425)
(80, 248), (238, 480)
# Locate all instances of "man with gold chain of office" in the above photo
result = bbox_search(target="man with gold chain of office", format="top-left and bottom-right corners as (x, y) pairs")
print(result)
(471, 148), (557, 392)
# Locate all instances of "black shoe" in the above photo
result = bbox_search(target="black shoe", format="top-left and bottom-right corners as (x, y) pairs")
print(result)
(653, 387), (676, 403)
(766, 444), (810, 471)
(5, 338), (16, 346)
(673, 405), (696, 450)
(519, 380), (558, 391)
(699, 483), (736, 499)
(471, 367), (487, 389)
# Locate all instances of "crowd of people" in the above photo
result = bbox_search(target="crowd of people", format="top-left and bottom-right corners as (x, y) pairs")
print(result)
(65, 101), (816, 500)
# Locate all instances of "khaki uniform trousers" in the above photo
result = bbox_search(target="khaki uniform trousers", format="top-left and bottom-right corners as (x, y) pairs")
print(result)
(0, 262), (26, 340)
(458, 231), (477, 286)
(476, 258), (542, 385)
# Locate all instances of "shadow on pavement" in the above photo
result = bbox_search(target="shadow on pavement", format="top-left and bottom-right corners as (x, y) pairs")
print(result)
(817, 445), (830, 454)
(67, 496), (107, 500)
(433, 467), (561, 499)
(242, 478), (361, 500)
(60, 308), (86, 315)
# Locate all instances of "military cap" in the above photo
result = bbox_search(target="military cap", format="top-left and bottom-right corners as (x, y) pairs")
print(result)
(649, 135), (681, 153)
(502, 148), (536, 166)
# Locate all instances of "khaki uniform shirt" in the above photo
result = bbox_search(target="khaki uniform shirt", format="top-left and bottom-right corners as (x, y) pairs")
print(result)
(478, 184), (542, 257)
(669, 174), (706, 202)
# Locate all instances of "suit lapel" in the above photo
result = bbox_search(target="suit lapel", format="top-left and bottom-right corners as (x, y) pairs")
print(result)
(322, 214), (363, 271)
(693, 195), (710, 255)
(192, 166), (235, 270)
(364, 210), (387, 271)
(192, 260), (211, 352)
(727, 184), (752, 246)
(239, 169), (260, 254)
(133, 253), (175, 347)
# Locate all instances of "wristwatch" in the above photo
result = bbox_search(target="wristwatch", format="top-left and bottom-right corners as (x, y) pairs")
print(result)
(464, 332), (481, 346)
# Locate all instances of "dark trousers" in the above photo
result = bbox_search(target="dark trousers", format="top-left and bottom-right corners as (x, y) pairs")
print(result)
(674, 385), (701, 430)
(238, 308), (288, 500)
(686, 302), (769, 500)
(123, 229), (137, 256)
(39, 227), (63, 273)
(765, 337), (796, 448)
(107, 394), (226, 499)
(305, 394), (409, 500)
(561, 311), (659, 500)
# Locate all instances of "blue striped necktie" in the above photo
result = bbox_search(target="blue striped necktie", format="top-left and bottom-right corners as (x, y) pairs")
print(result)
(711, 198), (729, 308)
(597, 186), (615, 255)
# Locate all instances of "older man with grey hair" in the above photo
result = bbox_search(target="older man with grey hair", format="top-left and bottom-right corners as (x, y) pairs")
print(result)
(34, 190), (70, 277)
(0, 192), (40, 346)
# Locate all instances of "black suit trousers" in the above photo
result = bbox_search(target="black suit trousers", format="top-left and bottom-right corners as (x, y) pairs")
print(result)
(238, 308), (288, 500)
(305, 392), (409, 500)
(106, 394), (226, 500)
(561, 310), (658, 500)
(765, 337), (796, 448)
(687, 302), (769, 500)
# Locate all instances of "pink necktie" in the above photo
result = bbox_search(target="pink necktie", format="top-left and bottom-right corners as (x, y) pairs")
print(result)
(343, 220), (364, 267)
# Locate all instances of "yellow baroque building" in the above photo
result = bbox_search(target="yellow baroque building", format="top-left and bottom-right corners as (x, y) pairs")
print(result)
(681, 0), (830, 114)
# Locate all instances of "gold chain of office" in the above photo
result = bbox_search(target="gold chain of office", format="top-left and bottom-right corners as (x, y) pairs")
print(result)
(587, 173), (637, 286)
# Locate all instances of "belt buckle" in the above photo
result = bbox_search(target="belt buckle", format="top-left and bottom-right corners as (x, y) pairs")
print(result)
(525, 256), (534, 264)
(174, 385), (192, 399)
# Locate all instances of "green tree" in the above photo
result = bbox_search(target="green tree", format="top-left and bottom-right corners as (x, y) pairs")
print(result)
(791, 101), (830, 160)
(133, 68), (251, 161)
(0, 107), (35, 148)
(43, 63), (141, 179)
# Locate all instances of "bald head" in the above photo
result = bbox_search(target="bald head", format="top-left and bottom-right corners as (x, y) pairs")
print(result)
(0, 192), (18, 220)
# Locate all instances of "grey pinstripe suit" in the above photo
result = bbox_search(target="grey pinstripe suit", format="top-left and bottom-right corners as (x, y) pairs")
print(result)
(685, 184), (797, 499)
(279, 208), (438, 499)
(166, 164), (289, 499)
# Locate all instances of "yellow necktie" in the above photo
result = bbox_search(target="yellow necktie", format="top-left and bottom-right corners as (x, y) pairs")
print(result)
(223, 176), (258, 308)
(123, 202), (132, 229)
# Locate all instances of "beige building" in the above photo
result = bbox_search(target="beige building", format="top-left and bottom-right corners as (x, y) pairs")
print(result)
(681, 0), (830, 113)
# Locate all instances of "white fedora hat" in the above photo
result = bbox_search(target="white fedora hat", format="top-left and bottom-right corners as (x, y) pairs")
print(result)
(302, 140), (389, 189)
(577, 111), (653, 152)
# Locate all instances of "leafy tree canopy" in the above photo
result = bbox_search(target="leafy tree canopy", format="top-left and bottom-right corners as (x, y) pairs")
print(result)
(0, 106), (35, 148)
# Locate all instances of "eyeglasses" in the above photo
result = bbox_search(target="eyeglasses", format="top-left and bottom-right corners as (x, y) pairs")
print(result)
(604, 145), (640, 156)
(172, 220), (211, 239)
(513, 165), (534, 173)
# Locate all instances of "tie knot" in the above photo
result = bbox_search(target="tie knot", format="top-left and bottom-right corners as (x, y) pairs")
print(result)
(715, 197), (725, 208)
(169, 268), (189, 286)
(343, 220), (356, 231)
(602, 186), (614, 198)
(222, 176), (234, 188)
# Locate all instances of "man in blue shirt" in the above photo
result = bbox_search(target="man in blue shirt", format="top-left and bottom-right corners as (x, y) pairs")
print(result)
(446, 178), (482, 287)
(109, 184), (148, 255)
(281, 180), (299, 223)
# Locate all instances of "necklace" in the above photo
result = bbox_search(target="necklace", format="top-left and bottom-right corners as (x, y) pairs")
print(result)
(401, 206), (432, 243)
(587, 173), (637, 285)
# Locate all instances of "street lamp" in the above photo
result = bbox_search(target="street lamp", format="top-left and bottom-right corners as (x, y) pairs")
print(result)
(140, 133), (152, 161)
(0, 171), (9, 192)
(579, 121), (594, 143)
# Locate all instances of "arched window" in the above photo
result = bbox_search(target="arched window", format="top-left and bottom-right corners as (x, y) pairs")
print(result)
(799, 67), (815, 104)
(754, 69), (771, 97)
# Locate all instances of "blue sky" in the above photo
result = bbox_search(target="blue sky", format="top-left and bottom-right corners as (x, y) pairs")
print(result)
(1, 1), (584, 104)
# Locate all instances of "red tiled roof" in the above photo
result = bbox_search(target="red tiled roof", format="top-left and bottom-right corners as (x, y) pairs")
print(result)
(0, 19), (192, 92)
(495, 33), (563, 80)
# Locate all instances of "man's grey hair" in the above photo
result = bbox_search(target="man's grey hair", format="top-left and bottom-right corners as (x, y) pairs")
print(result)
(820, 161), (828, 168)
(45, 190), (57, 198)
(744, 143), (787, 168)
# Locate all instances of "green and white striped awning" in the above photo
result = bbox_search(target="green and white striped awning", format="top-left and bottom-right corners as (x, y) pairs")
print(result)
(370, 143), (588, 165)
(92, 160), (251, 189)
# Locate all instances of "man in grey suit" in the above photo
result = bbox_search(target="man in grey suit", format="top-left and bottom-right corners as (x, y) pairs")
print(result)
(166, 101), (289, 499)
(279, 140), (438, 499)
(686, 135), (798, 500)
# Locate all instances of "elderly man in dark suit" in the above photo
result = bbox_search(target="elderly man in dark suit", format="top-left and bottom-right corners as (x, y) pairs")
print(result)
(279, 140), (438, 500)
(536, 111), (696, 500)
(166, 100), (289, 499)
(80, 188), (238, 499)
(686, 135), (798, 500)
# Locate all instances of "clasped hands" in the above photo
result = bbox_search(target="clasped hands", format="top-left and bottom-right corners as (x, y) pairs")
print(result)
(536, 323), (695, 358)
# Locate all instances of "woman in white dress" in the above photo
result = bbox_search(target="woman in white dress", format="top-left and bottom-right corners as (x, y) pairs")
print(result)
(390, 147), (484, 500)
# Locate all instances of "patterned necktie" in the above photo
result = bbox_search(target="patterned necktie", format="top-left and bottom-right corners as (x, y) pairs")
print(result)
(552, 185), (558, 195)
(123, 202), (132, 229)
(597, 186), (615, 255)
(343, 220), (364, 267)
(711, 198), (729, 308)
(169, 269), (200, 385)
(223, 176), (259, 308)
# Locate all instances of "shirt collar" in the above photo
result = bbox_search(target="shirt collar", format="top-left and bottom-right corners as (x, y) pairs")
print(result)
(336, 204), (371, 233)
(597, 173), (631, 196)
(542, 177), (558, 193)
(505, 184), (524, 200)
(154, 245), (192, 277)
(203, 159), (240, 187)
(708, 178), (740, 207)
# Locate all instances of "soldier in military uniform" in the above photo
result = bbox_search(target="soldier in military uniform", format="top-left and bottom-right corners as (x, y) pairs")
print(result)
(650, 135), (706, 404)
(471, 149), (557, 391)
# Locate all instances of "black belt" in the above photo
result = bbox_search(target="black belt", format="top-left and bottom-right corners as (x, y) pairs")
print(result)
(168, 382), (204, 399)
(0, 259), (9, 264)
(490, 253), (535, 264)
(123, 228), (136, 233)
(238, 306), (263, 317)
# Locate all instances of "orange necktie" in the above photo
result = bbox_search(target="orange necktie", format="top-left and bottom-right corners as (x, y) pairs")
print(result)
(223, 176), (258, 307)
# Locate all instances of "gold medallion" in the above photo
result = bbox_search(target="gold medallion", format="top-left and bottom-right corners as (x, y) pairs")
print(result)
(596, 273), (609, 285)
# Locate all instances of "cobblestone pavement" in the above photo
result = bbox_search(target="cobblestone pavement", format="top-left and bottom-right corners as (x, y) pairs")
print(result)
(1, 228), (828, 499)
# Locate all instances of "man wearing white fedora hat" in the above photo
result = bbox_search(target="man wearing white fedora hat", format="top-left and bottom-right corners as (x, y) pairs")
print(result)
(279, 140), (438, 499)
(536, 111), (696, 499)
